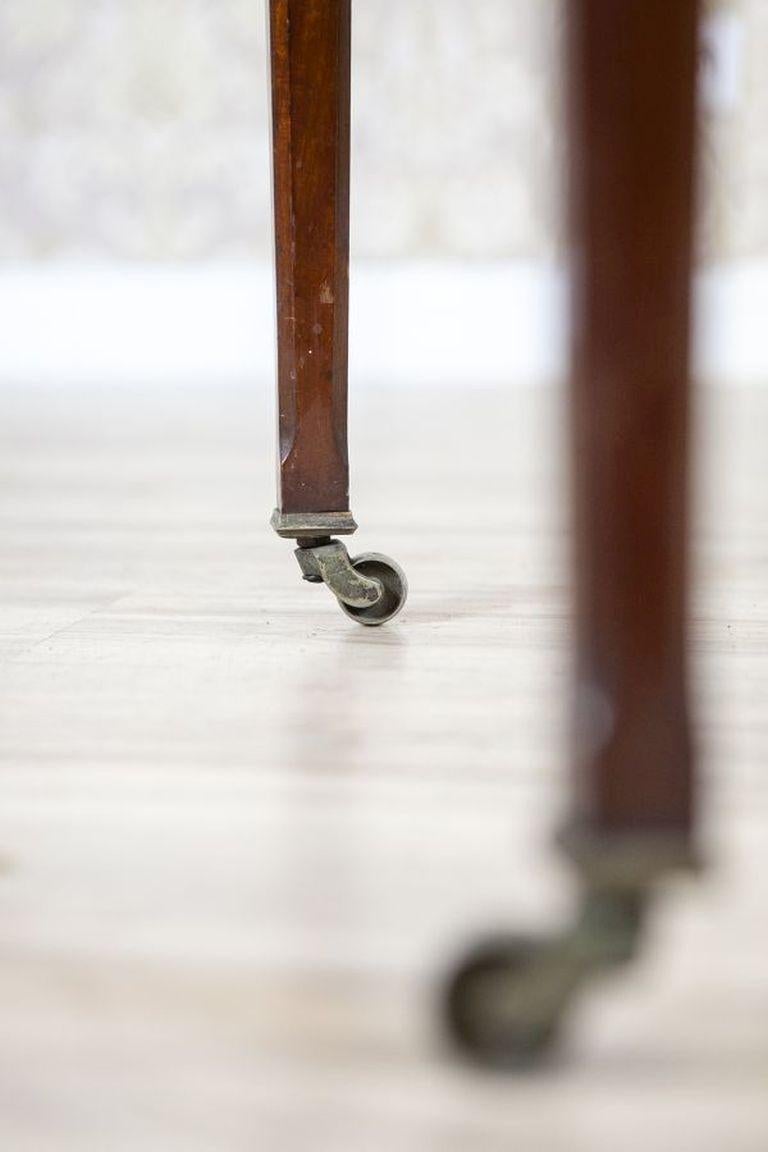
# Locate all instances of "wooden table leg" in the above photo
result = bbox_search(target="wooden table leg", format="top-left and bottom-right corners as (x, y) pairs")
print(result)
(564, 0), (699, 868)
(267, 0), (407, 625)
(446, 0), (702, 1065)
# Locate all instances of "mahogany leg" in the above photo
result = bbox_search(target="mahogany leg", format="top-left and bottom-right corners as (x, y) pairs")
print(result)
(267, 0), (407, 625)
(446, 0), (701, 1064)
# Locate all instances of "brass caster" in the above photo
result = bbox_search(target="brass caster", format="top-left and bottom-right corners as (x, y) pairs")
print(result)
(444, 889), (646, 1068)
(295, 539), (407, 626)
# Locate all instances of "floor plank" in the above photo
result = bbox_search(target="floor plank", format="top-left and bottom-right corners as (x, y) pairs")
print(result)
(0, 383), (766, 1150)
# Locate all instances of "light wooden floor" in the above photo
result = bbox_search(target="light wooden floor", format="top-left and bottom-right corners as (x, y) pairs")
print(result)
(0, 383), (766, 1151)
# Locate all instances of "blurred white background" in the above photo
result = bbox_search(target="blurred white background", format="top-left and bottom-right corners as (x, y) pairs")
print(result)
(0, 0), (766, 385)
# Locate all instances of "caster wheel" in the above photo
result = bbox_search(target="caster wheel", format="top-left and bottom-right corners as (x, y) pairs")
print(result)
(444, 936), (566, 1068)
(338, 552), (408, 626)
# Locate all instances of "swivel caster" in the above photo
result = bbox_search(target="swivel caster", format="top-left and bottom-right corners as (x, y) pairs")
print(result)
(296, 540), (407, 626)
(444, 888), (647, 1068)
(271, 511), (407, 626)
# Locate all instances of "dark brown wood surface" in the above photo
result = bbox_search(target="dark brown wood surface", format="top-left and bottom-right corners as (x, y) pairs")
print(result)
(269, 0), (351, 516)
(567, 0), (700, 839)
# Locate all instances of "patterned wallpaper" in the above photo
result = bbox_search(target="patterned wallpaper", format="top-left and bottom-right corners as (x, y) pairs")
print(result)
(0, 0), (763, 262)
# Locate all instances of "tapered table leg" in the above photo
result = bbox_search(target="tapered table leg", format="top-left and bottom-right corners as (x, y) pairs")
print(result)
(447, 0), (701, 1064)
(267, 0), (407, 625)
(564, 0), (699, 870)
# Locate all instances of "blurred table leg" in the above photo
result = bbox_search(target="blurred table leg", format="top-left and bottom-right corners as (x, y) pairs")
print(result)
(563, 0), (700, 875)
(446, 0), (702, 1066)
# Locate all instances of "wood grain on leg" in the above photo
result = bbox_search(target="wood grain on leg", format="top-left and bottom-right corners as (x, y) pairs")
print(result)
(268, 0), (351, 516)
